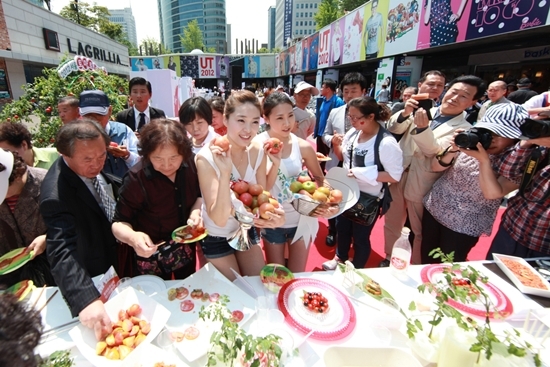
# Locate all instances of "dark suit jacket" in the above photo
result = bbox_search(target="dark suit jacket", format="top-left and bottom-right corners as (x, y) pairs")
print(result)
(116, 107), (166, 131)
(40, 158), (118, 317)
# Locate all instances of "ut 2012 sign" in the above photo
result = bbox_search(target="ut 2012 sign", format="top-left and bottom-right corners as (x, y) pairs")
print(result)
(199, 56), (216, 78)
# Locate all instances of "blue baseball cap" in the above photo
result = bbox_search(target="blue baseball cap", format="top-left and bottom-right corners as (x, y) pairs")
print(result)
(79, 90), (110, 116)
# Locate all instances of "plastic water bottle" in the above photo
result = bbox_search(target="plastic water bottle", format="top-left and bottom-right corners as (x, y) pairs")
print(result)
(390, 227), (412, 278)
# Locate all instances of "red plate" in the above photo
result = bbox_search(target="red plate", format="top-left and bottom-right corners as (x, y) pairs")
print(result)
(277, 278), (356, 341)
(420, 264), (513, 319)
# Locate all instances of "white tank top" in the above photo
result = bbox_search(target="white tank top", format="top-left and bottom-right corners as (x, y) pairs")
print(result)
(197, 144), (263, 237)
(255, 132), (303, 228)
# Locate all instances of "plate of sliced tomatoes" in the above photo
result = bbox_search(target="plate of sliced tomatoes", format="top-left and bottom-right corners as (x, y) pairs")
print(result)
(171, 225), (208, 244)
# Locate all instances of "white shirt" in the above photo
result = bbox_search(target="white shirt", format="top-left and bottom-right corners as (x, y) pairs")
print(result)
(133, 106), (150, 131)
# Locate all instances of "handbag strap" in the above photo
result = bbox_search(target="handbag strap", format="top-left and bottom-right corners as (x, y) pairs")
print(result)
(519, 146), (550, 202)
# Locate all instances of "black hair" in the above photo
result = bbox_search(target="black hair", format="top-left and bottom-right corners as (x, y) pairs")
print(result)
(56, 119), (110, 157)
(340, 72), (367, 91)
(262, 92), (293, 118)
(129, 77), (152, 95)
(348, 97), (391, 122)
(0, 122), (33, 149)
(57, 96), (79, 107)
(447, 75), (487, 100)
(244, 85), (256, 94)
(418, 70), (446, 84)
(322, 79), (338, 92)
(178, 97), (213, 126)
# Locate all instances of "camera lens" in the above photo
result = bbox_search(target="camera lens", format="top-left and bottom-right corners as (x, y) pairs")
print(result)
(520, 118), (550, 139)
(454, 128), (492, 150)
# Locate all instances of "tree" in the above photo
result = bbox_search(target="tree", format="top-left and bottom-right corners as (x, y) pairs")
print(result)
(138, 37), (171, 56)
(314, 0), (343, 30)
(271, 47), (281, 53)
(179, 19), (205, 52)
(340, 0), (369, 12)
(257, 47), (270, 53)
(0, 56), (129, 147)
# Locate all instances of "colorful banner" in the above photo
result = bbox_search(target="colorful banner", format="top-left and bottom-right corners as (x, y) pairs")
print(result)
(362, 1), (388, 60)
(466, 0), (550, 40)
(198, 55), (217, 78)
(417, 0), (472, 50)
(330, 18), (345, 66)
(283, 0), (293, 47)
(294, 41), (303, 73)
(218, 56), (229, 78)
(131, 57), (154, 71)
(244, 55), (260, 78)
(278, 51), (288, 77)
(301, 38), (310, 72)
(383, 0), (422, 56)
(317, 25), (331, 69)
(287, 45), (296, 74)
(375, 57), (395, 96)
(308, 32), (320, 71)
(180, 56), (198, 78)
(259, 55), (275, 78)
(165, 55), (180, 75)
(275, 54), (280, 77)
(343, 6), (365, 64)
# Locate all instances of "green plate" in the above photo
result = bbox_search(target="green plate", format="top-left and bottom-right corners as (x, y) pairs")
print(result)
(171, 225), (208, 244)
(260, 264), (295, 293)
(0, 247), (34, 275)
(5, 279), (34, 301)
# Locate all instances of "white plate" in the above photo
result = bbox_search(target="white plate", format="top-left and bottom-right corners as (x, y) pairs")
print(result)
(493, 253), (550, 298)
(132, 275), (166, 297)
(152, 263), (256, 363)
(324, 346), (423, 367)
(69, 287), (171, 367)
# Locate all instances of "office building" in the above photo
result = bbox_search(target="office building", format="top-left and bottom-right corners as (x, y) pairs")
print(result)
(158, 0), (226, 53)
(267, 6), (275, 51)
(109, 8), (138, 46)
(275, 0), (321, 48)
(25, 0), (43, 6)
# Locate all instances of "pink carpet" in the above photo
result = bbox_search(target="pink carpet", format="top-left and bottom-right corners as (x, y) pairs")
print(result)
(304, 208), (504, 272)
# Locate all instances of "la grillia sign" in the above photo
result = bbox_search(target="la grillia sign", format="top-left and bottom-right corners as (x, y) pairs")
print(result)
(67, 38), (126, 66)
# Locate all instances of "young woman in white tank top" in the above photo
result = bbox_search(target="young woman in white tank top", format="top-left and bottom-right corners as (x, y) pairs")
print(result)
(195, 91), (284, 281)
(254, 92), (332, 273)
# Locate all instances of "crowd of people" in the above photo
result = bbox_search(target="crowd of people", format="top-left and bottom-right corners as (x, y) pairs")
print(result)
(0, 72), (549, 346)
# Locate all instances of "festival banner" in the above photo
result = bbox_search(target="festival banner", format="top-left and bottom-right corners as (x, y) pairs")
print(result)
(317, 25), (331, 69)
(245, 55), (260, 78)
(330, 18), (345, 66)
(308, 32), (320, 72)
(294, 41), (303, 73)
(278, 51), (287, 76)
(198, 55), (217, 78)
(283, 0), (293, 47)
(259, 55), (275, 78)
(287, 45), (296, 74)
(362, 1), (388, 60)
(217, 56), (229, 78)
(417, 0), (472, 50)
(164, 55), (180, 75)
(275, 54), (280, 77)
(180, 56), (199, 78)
(342, 5), (365, 64)
(301, 38), (310, 72)
(383, 0), (422, 56)
(131, 57), (153, 71)
(465, 0), (550, 40)
(375, 57), (395, 97)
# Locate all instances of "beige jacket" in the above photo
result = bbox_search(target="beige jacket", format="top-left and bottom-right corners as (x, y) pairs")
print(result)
(386, 111), (417, 170)
(403, 108), (472, 203)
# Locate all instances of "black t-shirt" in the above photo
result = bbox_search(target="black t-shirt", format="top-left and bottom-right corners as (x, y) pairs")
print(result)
(507, 89), (538, 104)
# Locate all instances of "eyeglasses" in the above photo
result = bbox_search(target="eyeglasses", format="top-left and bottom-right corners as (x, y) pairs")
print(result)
(487, 89), (505, 92)
(346, 114), (364, 122)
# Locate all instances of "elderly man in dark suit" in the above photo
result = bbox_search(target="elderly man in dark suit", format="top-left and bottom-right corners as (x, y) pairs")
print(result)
(116, 77), (165, 133)
(40, 119), (119, 340)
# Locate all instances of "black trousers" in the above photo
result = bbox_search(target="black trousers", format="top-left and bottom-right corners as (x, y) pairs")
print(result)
(421, 207), (479, 264)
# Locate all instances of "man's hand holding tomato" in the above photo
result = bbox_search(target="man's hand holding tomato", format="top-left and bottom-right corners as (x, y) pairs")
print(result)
(107, 141), (130, 159)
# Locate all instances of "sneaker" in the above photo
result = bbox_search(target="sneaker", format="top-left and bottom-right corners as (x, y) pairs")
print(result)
(322, 257), (341, 271)
(325, 233), (336, 247)
(378, 259), (390, 268)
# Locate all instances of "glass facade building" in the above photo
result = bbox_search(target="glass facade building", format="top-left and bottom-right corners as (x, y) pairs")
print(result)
(158, 0), (226, 53)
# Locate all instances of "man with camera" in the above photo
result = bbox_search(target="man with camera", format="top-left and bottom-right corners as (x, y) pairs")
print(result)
(485, 116), (550, 259)
(385, 75), (486, 264)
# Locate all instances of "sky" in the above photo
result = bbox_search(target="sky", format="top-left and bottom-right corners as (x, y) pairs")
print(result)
(51, 0), (275, 53)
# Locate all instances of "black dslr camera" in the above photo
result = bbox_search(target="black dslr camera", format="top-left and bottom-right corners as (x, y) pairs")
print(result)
(454, 128), (492, 150)
(519, 118), (550, 139)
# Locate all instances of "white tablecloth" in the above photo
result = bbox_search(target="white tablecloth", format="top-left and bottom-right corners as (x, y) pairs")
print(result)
(32, 262), (550, 366)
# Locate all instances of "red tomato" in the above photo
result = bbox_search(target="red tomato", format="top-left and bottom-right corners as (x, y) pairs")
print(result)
(175, 287), (189, 300)
(184, 326), (200, 340)
(259, 202), (275, 219)
(209, 293), (220, 302)
(109, 142), (119, 147)
(230, 310), (244, 323)
(212, 136), (230, 152)
(127, 304), (142, 317)
(180, 300), (194, 312)
(190, 289), (203, 299)
(232, 180), (250, 195)
(265, 137), (282, 154)
(239, 192), (254, 207)
(248, 184), (264, 196)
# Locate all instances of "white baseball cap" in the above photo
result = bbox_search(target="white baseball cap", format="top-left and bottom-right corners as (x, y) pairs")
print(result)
(0, 149), (14, 205)
(294, 81), (319, 96)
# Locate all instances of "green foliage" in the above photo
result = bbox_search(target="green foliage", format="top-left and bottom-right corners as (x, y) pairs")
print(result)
(406, 248), (541, 366)
(271, 47), (282, 53)
(315, 0), (343, 30)
(257, 48), (270, 54)
(37, 350), (74, 367)
(0, 56), (128, 147)
(340, 0), (369, 12)
(138, 37), (171, 56)
(199, 296), (286, 366)
(180, 20), (206, 52)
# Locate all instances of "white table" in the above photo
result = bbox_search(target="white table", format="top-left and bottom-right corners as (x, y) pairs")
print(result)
(32, 262), (550, 366)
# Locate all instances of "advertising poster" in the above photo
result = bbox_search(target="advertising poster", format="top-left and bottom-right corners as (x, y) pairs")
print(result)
(383, 0), (422, 56)
(362, 1), (388, 60)
(417, 0), (472, 50)
(317, 25), (331, 69)
(342, 6), (365, 64)
(330, 18), (345, 66)
(259, 55), (275, 78)
(198, 55), (217, 78)
(325, 69), (340, 84)
(164, 55), (179, 75)
(278, 51), (287, 76)
(375, 57), (395, 96)
(308, 32), (320, 71)
(294, 41), (303, 73)
(0, 69), (10, 99)
(301, 38), (310, 72)
(284, 0), (293, 47)
(180, 56), (199, 78)
(287, 45), (296, 74)
(152, 57), (163, 70)
(275, 54), (280, 77)
(217, 56), (229, 78)
(465, 0), (550, 40)
(244, 55), (260, 78)
(131, 57), (153, 71)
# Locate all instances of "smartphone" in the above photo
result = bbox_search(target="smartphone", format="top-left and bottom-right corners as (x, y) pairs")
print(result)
(416, 98), (434, 120)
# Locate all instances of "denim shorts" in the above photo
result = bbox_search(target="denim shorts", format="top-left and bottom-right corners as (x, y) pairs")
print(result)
(261, 227), (298, 244)
(201, 227), (261, 259)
